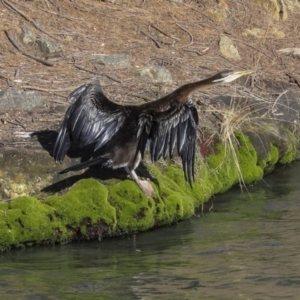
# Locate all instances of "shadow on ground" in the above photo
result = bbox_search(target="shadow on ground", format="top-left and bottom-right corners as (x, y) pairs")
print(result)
(32, 130), (153, 195)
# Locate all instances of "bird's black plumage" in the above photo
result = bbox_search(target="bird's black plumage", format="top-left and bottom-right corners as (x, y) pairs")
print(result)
(53, 81), (126, 162)
(53, 70), (253, 196)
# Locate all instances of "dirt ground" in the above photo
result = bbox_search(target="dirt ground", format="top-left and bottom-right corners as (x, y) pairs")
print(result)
(0, 0), (300, 149)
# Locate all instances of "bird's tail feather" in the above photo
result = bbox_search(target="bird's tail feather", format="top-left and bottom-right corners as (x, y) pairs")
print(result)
(58, 156), (109, 174)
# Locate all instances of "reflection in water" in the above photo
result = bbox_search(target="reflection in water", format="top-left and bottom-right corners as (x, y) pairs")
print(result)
(1, 164), (300, 299)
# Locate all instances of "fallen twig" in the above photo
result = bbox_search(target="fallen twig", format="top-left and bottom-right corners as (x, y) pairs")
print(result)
(176, 23), (193, 47)
(2, 0), (58, 41)
(150, 24), (180, 41)
(6, 119), (26, 130)
(188, 6), (221, 33)
(141, 30), (161, 48)
(74, 64), (121, 83)
(5, 30), (54, 67)
(38, 6), (86, 24)
(21, 85), (75, 93)
(183, 48), (203, 56)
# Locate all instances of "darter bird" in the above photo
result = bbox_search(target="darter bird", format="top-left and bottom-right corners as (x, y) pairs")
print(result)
(53, 70), (253, 197)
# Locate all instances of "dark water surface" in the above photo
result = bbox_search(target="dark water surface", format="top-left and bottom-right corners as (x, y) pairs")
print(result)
(1, 164), (300, 300)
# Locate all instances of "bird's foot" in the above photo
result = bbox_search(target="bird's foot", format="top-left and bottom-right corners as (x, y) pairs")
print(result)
(136, 179), (154, 198)
(125, 168), (154, 198)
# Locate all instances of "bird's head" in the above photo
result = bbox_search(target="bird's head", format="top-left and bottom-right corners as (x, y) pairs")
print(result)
(211, 69), (253, 83)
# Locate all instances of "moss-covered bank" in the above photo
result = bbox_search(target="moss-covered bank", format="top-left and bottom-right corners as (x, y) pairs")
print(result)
(0, 125), (299, 251)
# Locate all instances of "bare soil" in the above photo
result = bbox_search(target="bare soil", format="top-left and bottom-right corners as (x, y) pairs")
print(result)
(0, 0), (300, 149)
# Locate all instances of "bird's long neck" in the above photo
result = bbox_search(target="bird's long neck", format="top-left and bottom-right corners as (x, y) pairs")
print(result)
(142, 74), (219, 112)
(169, 75), (219, 104)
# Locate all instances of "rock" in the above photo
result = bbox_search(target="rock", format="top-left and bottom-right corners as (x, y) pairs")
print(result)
(90, 54), (130, 67)
(37, 38), (63, 58)
(219, 36), (241, 61)
(0, 88), (46, 110)
(285, 0), (300, 11)
(243, 27), (285, 39)
(206, 8), (228, 22)
(255, 0), (288, 20)
(138, 66), (173, 83)
(52, 104), (69, 113)
(17, 28), (63, 58)
(205, 0), (228, 21)
(206, 7), (228, 22)
(20, 27), (37, 45)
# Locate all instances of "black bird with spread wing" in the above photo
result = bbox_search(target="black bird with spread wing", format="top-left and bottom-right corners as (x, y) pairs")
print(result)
(53, 70), (253, 197)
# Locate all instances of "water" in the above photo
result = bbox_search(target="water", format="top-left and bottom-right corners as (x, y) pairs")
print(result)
(1, 164), (300, 300)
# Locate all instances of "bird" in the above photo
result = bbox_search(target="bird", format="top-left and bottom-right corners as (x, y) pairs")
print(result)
(53, 70), (253, 197)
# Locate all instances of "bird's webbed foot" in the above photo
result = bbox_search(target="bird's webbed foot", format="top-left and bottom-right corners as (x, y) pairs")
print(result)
(136, 179), (154, 198)
(125, 167), (154, 198)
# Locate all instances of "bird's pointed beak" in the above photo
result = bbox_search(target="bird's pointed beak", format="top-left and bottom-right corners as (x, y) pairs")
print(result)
(222, 70), (254, 83)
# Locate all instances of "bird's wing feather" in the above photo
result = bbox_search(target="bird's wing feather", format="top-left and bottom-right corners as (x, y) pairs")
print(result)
(53, 80), (126, 162)
(138, 101), (199, 185)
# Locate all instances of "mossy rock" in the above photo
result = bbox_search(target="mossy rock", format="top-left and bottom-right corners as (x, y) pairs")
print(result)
(108, 180), (157, 233)
(235, 131), (264, 184)
(206, 141), (239, 193)
(45, 179), (117, 239)
(0, 197), (63, 249)
(0, 125), (299, 251)
(278, 130), (297, 164)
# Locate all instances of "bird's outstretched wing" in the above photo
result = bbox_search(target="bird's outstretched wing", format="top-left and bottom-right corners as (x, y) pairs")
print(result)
(138, 101), (199, 185)
(53, 80), (126, 162)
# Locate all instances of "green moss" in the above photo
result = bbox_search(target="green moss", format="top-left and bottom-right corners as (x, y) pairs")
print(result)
(0, 196), (64, 250)
(0, 202), (13, 249)
(258, 143), (279, 173)
(153, 160), (214, 207)
(106, 165), (199, 234)
(194, 167), (218, 203)
(235, 131), (264, 184)
(0, 179), (117, 250)
(279, 130), (296, 164)
(107, 180), (156, 233)
(45, 179), (117, 235)
(206, 142), (239, 193)
(150, 165), (196, 220)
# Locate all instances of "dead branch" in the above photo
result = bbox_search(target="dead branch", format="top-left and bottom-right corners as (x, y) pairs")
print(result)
(141, 30), (161, 48)
(183, 48), (203, 56)
(176, 23), (193, 47)
(6, 119), (26, 130)
(38, 6), (86, 24)
(2, 0), (59, 41)
(188, 6), (221, 33)
(21, 85), (75, 93)
(73, 64), (121, 83)
(150, 24), (180, 41)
